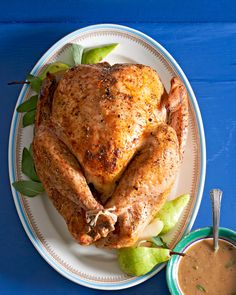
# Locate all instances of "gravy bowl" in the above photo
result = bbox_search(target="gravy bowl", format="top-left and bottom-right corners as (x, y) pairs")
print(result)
(166, 227), (236, 294)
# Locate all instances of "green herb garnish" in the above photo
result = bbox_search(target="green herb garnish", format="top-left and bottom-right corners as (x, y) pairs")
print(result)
(29, 143), (33, 157)
(196, 284), (206, 292)
(17, 95), (38, 113)
(23, 109), (36, 127)
(152, 236), (168, 248)
(72, 44), (84, 65)
(22, 147), (39, 182)
(12, 180), (44, 197)
(12, 145), (44, 197)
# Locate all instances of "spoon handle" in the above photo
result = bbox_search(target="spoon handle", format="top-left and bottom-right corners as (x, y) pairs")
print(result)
(210, 189), (222, 251)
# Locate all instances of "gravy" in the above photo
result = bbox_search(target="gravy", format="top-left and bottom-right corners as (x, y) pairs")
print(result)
(178, 238), (236, 295)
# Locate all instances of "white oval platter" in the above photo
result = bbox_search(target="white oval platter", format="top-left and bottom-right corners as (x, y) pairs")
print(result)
(8, 24), (206, 290)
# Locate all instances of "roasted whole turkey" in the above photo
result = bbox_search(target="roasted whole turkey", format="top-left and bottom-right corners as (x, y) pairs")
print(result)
(32, 62), (188, 248)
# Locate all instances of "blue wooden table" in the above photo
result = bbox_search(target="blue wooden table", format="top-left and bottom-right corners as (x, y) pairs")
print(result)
(1, 1), (236, 294)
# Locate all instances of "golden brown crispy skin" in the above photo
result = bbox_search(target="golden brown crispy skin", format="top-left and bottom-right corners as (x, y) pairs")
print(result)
(40, 177), (93, 245)
(166, 77), (189, 159)
(32, 63), (188, 247)
(50, 63), (164, 201)
(96, 124), (180, 248)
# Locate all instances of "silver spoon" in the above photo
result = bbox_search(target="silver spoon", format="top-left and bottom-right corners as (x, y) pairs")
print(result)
(210, 189), (223, 251)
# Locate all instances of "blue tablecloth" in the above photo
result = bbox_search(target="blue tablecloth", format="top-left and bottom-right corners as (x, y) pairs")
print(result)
(1, 1), (236, 294)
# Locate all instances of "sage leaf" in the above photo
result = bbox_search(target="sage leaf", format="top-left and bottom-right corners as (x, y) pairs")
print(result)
(81, 43), (118, 64)
(29, 143), (33, 157)
(23, 109), (36, 127)
(160, 237), (168, 248)
(22, 147), (39, 182)
(152, 236), (168, 248)
(196, 284), (206, 292)
(72, 44), (84, 65)
(17, 95), (38, 113)
(152, 236), (165, 247)
(12, 180), (44, 197)
(26, 74), (42, 93)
